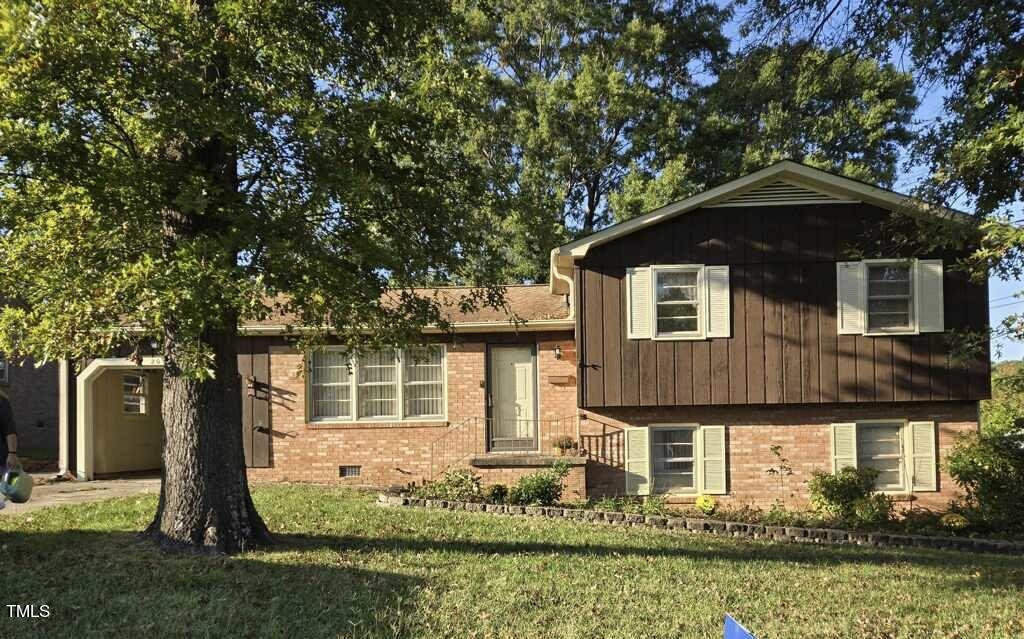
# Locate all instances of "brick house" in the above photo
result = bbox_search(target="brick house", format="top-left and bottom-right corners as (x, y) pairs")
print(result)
(0, 357), (60, 456)
(57, 162), (990, 508)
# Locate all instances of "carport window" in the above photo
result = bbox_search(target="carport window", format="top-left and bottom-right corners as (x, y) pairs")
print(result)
(123, 373), (147, 415)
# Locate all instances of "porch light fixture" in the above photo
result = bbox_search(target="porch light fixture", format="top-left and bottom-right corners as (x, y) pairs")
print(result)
(554, 345), (562, 360)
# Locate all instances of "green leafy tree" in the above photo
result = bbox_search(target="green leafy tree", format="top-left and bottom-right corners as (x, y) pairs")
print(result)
(0, 0), (498, 553)
(454, 0), (730, 280)
(610, 45), (917, 221)
(738, 0), (1024, 349)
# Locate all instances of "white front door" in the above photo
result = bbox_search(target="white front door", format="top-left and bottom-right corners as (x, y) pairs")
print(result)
(489, 346), (537, 451)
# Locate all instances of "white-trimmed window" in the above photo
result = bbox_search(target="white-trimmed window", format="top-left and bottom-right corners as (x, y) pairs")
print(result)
(310, 350), (352, 419)
(357, 350), (398, 419)
(402, 347), (444, 418)
(651, 427), (697, 492)
(837, 259), (944, 335)
(624, 424), (727, 496)
(856, 421), (905, 490)
(830, 420), (937, 492)
(309, 346), (446, 422)
(627, 265), (730, 340)
(653, 266), (702, 337)
(866, 262), (913, 333)
(122, 373), (147, 415)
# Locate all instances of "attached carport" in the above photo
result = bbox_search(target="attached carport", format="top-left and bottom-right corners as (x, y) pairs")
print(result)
(57, 338), (274, 480)
(63, 357), (164, 480)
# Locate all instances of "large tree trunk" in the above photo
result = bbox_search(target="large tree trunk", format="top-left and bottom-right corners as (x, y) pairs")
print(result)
(144, 321), (272, 554)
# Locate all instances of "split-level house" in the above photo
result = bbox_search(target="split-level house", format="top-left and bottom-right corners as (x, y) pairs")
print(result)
(57, 162), (991, 508)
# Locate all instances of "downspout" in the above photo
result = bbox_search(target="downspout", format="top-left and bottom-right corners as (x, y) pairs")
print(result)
(549, 248), (576, 320)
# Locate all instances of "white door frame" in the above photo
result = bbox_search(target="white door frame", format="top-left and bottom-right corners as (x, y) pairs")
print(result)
(66, 357), (164, 480)
(486, 344), (539, 452)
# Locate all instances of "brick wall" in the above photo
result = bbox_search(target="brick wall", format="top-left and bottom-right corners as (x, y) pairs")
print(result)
(4, 358), (59, 454)
(247, 332), (578, 488)
(246, 332), (978, 512)
(581, 401), (980, 509)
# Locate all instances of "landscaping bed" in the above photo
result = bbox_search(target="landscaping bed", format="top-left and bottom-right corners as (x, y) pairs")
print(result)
(380, 494), (1024, 555)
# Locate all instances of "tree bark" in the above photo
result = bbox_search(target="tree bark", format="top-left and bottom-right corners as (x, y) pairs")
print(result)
(144, 320), (272, 554)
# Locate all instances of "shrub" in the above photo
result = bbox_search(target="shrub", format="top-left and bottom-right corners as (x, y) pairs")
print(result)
(808, 467), (879, 519)
(483, 483), (508, 504)
(940, 512), (970, 532)
(851, 493), (893, 527)
(900, 508), (943, 534)
(552, 435), (577, 452)
(414, 469), (482, 502)
(694, 494), (717, 516)
(945, 429), (1024, 531)
(591, 496), (623, 512)
(509, 460), (572, 506)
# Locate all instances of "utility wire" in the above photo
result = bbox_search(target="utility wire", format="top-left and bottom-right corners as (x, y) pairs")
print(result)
(991, 299), (1024, 310)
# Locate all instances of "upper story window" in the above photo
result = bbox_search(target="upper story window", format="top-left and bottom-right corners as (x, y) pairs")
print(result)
(627, 265), (730, 341)
(866, 262), (914, 333)
(309, 346), (446, 422)
(837, 259), (944, 336)
(653, 266), (702, 337)
(122, 373), (147, 415)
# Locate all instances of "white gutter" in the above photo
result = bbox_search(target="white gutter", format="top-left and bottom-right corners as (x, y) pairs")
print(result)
(237, 318), (575, 336)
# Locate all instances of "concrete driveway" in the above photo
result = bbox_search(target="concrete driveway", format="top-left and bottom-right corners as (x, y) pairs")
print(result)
(0, 475), (161, 516)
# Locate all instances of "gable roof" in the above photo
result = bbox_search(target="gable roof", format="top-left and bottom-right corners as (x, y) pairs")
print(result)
(547, 160), (970, 294)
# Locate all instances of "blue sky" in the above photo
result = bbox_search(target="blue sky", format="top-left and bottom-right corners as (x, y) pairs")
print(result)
(717, 4), (1023, 361)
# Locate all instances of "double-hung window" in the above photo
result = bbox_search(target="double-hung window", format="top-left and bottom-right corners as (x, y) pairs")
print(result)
(836, 258), (944, 335)
(830, 420), (938, 493)
(651, 427), (697, 493)
(627, 264), (730, 340)
(624, 424), (727, 496)
(856, 421), (905, 491)
(866, 262), (914, 333)
(122, 373), (147, 415)
(309, 346), (446, 422)
(653, 267), (702, 338)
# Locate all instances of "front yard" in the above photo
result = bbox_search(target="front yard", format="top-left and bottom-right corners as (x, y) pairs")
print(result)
(1, 485), (1022, 638)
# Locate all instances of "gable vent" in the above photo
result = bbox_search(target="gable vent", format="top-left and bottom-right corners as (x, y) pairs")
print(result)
(708, 180), (856, 207)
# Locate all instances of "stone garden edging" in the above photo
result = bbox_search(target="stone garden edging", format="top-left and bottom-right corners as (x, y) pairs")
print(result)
(377, 494), (1024, 556)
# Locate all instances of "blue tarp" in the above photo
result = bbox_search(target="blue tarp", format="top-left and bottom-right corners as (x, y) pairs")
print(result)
(724, 614), (757, 639)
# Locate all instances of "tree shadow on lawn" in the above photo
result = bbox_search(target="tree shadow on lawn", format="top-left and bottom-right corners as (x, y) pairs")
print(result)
(0, 529), (425, 639)
(270, 531), (1024, 592)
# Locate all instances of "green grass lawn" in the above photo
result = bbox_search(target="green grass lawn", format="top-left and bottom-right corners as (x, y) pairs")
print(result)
(2, 485), (1023, 638)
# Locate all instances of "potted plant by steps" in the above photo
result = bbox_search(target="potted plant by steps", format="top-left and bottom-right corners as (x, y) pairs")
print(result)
(552, 435), (578, 457)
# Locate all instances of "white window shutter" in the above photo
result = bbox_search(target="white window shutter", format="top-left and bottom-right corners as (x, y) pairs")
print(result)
(908, 421), (938, 491)
(626, 267), (652, 339)
(831, 423), (857, 472)
(624, 427), (651, 496)
(836, 262), (864, 335)
(700, 425), (727, 495)
(705, 266), (731, 338)
(916, 259), (945, 333)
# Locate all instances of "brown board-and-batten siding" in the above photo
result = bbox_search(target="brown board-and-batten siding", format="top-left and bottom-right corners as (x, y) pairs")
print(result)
(576, 203), (991, 409)
(238, 336), (272, 468)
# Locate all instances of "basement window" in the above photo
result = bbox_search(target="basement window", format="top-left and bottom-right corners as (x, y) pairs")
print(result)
(122, 373), (147, 415)
(339, 465), (361, 478)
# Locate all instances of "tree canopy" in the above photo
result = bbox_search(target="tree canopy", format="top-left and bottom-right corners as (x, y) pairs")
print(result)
(0, 0), (500, 373)
(737, 0), (1024, 351)
(454, 1), (921, 278)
